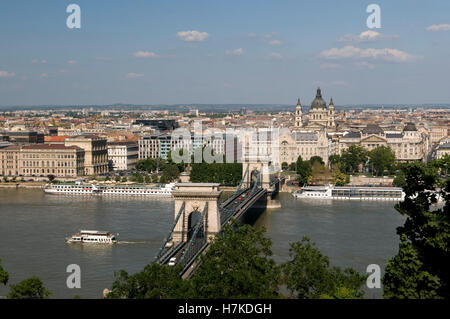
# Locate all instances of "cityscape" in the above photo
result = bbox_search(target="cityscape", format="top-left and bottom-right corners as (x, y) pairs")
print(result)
(0, 0), (449, 311)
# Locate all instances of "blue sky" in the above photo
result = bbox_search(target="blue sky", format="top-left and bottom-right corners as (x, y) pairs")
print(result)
(1, 0), (449, 106)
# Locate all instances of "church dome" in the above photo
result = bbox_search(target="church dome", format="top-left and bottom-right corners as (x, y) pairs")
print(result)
(311, 87), (327, 109)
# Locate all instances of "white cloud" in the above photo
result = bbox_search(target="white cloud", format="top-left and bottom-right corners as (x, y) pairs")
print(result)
(68, 60), (77, 65)
(267, 52), (283, 59)
(126, 72), (144, 78)
(320, 63), (342, 69)
(262, 32), (276, 39)
(0, 71), (15, 78)
(176, 30), (209, 42)
(31, 59), (47, 64)
(133, 51), (160, 58)
(226, 48), (244, 55)
(319, 45), (421, 63)
(40, 73), (48, 78)
(337, 30), (399, 42)
(353, 61), (375, 69)
(426, 24), (450, 32)
(268, 39), (282, 46)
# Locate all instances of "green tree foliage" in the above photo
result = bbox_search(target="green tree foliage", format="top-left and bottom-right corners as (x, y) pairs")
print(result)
(0, 258), (9, 285)
(131, 173), (144, 183)
(428, 154), (450, 178)
(191, 223), (280, 298)
(288, 162), (296, 171)
(190, 162), (242, 186)
(282, 237), (366, 299)
(368, 146), (396, 176)
(106, 264), (192, 299)
(281, 162), (289, 170)
(340, 145), (368, 173)
(392, 170), (407, 187)
(383, 162), (450, 299)
(136, 158), (166, 173)
(121, 176), (128, 183)
(332, 168), (350, 186)
(296, 156), (312, 186)
(115, 176), (121, 182)
(309, 156), (324, 166)
(328, 154), (341, 169)
(7, 277), (51, 299)
(161, 163), (180, 183)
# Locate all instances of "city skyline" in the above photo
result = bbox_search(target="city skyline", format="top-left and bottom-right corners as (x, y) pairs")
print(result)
(1, 0), (450, 106)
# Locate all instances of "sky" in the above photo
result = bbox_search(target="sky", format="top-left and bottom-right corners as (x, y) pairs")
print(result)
(0, 0), (450, 106)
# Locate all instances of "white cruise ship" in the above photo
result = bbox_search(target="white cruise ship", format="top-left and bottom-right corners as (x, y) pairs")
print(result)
(43, 182), (176, 197)
(292, 185), (405, 201)
(67, 230), (118, 244)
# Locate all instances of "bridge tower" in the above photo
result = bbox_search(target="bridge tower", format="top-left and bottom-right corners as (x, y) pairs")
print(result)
(172, 183), (222, 244)
(242, 159), (271, 190)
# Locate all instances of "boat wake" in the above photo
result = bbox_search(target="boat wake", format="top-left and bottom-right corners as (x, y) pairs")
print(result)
(116, 240), (155, 245)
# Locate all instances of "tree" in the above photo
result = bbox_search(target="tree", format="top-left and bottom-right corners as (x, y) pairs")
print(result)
(328, 154), (341, 169)
(0, 258), (9, 285)
(340, 145), (368, 173)
(288, 162), (296, 171)
(47, 175), (55, 183)
(296, 156), (312, 186)
(309, 156), (324, 166)
(106, 263), (192, 299)
(7, 277), (51, 299)
(281, 237), (366, 299)
(281, 162), (289, 170)
(144, 174), (151, 184)
(151, 174), (159, 183)
(115, 176), (121, 182)
(368, 146), (395, 176)
(392, 170), (406, 187)
(332, 168), (349, 186)
(161, 163), (180, 183)
(121, 176), (128, 183)
(383, 162), (450, 299)
(191, 223), (280, 298)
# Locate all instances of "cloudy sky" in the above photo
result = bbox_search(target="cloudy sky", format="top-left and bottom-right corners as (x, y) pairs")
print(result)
(1, 0), (449, 106)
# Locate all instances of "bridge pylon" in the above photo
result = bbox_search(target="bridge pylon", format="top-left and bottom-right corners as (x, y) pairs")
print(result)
(172, 183), (222, 244)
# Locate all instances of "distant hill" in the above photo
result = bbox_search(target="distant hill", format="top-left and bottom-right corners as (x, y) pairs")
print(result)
(0, 103), (449, 112)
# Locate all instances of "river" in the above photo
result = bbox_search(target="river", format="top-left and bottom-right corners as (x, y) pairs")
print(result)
(0, 189), (405, 299)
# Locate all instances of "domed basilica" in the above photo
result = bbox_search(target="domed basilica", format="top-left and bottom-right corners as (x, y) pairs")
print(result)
(294, 87), (335, 130)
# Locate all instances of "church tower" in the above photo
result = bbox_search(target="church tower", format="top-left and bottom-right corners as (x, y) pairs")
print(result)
(295, 98), (303, 128)
(328, 97), (336, 128)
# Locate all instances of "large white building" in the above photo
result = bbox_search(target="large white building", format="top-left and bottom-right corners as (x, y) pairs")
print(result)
(107, 142), (138, 171)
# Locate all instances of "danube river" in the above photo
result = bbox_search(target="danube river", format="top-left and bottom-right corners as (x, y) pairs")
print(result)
(0, 189), (405, 299)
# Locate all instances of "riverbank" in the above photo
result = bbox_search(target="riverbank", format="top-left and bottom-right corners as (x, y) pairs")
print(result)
(0, 182), (45, 188)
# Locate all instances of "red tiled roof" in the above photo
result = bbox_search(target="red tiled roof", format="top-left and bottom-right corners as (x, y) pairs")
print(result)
(44, 136), (68, 142)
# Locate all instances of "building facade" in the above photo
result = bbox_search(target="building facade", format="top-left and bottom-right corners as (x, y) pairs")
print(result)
(107, 142), (138, 171)
(65, 135), (108, 175)
(0, 144), (85, 178)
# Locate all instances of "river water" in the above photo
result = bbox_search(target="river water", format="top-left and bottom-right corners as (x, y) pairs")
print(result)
(0, 189), (405, 299)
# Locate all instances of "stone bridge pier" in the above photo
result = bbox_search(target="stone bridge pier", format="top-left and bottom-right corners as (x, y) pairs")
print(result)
(172, 183), (222, 244)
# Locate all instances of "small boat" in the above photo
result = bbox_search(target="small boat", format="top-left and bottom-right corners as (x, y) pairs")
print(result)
(66, 230), (118, 244)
